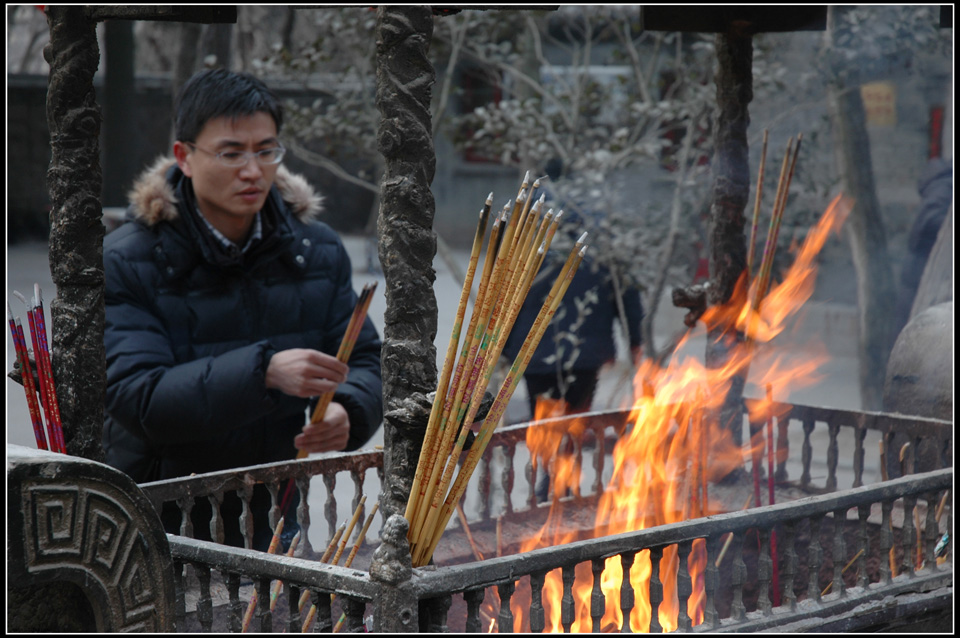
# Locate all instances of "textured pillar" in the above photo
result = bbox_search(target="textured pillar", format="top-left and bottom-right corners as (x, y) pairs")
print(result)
(375, 5), (438, 523)
(43, 6), (106, 461)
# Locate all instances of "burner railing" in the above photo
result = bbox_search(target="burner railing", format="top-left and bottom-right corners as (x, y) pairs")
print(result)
(140, 401), (952, 632)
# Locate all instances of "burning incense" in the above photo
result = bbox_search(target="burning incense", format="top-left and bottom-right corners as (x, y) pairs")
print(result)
(301, 604), (317, 634)
(820, 548), (865, 596)
(754, 135), (802, 309)
(410, 209), (530, 547)
(879, 439), (898, 578)
(315, 503), (380, 634)
(405, 175), (586, 567)
(715, 494), (754, 567)
(456, 503), (486, 562)
(417, 237), (584, 561)
(8, 304), (48, 451)
(269, 531), (302, 613)
(343, 502), (380, 568)
(33, 286), (65, 453)
(321, 524), (347, 564)
(746, 130), (770, 280)
(936, 490), (950, 524)
(241, 517), (285, 633)
(332, 497), (367, 567)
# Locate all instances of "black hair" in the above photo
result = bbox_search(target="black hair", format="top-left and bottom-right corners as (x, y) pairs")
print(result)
(544, 157), (564, 182)
(174, 69), (283, 142)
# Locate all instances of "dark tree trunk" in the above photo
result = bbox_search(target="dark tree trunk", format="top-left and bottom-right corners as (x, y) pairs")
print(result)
(705, 31), (753, 454)
(103, 19), (136, 207)
(170, 22), (203, 145)
(375, 6), (438, 523)
(825, 6), (896, 411)
(43, 6), (106, 462)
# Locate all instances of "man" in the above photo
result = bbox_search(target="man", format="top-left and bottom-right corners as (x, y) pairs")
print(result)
(103, 69), (382, 550)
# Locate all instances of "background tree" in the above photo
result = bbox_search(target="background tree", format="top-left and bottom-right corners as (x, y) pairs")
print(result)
(816, 5), (948, 409)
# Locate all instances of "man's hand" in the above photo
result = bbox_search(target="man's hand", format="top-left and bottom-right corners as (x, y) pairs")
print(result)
(295, 401), (350, 453)
(265, 348), (348, 398)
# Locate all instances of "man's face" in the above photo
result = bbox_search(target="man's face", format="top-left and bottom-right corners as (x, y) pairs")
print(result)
(174, 112), (280, 239)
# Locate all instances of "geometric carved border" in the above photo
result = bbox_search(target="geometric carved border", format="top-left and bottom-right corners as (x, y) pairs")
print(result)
(9, 450), (175, 632)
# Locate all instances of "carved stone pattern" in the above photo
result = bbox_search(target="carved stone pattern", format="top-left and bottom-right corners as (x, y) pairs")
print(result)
(22, 479), (162, 631)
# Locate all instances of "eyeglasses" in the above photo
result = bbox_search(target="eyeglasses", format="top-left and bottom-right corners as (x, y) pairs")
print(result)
(185, 142), (286, 167)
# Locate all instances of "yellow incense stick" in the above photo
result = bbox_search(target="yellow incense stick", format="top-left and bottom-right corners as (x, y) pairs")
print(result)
(755, 135), (802, 307)
(417, 241), (586, 565)
(821, 548), (865, 596)
(409, 212), (504, 532)
(241, 517), (285, 632)
(412, 228), (544, 555)
(406, 205), (490, 524)
(746, 129), (769, 279)
(269, 530), (302, 612)
(332, 497), (367, 566)
(456, 503), (486, 561)
(344, 502), (380, 568)
(419, 249), (584, 565)
(412, 208), (520, 539)
(715, 494), (754, 567)
(320, 523), (346, 564)
(309, 282), (376, 424)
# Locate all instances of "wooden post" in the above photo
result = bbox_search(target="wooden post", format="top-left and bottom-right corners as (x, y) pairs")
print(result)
(706, 27), (753, 463)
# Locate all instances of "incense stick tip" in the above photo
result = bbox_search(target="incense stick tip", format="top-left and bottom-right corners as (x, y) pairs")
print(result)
(577, 231), (588, 245)
(12, 290), (27, 306)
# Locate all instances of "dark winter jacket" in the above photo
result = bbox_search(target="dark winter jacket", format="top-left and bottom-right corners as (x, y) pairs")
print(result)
(103, 157), (382, 483)
(502, 252), (644, 377)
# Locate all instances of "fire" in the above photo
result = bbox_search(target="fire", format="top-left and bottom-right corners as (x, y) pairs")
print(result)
(481, 195), (852, 632)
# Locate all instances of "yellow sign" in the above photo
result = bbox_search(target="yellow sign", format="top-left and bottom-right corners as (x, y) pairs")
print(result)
(861, 82), (897, 127)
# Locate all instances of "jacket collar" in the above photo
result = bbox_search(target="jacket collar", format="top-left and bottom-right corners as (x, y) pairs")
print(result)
(126, 156), (324, 227)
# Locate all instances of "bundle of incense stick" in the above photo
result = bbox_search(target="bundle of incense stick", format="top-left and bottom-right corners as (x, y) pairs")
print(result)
(8, 286), (65, 454)
(404, 172), (588, 567)
(308, 281), (378, 429)
(747, 132), (803, 324)
(279, 282), (378, 516)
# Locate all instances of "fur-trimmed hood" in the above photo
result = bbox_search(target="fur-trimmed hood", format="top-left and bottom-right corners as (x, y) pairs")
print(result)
(127, 156), (324, 226)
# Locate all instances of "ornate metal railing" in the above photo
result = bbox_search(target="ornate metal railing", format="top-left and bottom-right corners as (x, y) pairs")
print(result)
(140, 401), (953, 632)
(410, 468), (952, 633)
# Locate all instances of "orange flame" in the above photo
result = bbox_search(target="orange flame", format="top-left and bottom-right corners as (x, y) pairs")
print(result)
(486, 195), (852, 632)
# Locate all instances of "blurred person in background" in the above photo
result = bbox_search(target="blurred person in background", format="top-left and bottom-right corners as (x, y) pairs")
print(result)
(503, 158), (644, 501)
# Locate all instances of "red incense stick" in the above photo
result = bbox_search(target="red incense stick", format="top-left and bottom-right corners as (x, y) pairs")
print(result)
(33, 285), (65, 453)
(8, 303), (48, 450)
(766, 384), (781, 607)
